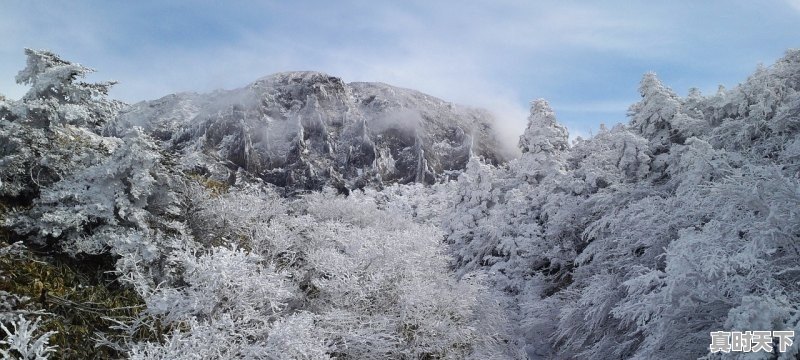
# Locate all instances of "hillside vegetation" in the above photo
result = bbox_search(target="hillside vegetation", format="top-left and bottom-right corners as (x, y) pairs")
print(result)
(1, 48), (799, 359)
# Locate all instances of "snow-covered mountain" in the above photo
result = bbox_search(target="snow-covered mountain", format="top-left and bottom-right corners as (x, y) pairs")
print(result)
(111, 71), (508, 193)
(6, 48), (800, 359)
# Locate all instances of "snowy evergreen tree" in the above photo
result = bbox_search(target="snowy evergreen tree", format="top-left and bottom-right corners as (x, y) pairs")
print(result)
(0, 49), (123, 199)
(15, 48), (123, 130)
(518, 99), (569, 155)
(628, 72), (681, 152)
(514, 99), (569, 185)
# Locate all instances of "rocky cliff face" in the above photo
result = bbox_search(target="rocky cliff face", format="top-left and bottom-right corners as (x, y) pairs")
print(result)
(110, 71), (507, 193)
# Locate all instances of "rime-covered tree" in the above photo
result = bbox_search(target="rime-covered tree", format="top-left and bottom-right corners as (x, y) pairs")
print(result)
(514, 99), (569, 184)
(628, 72), (680, 152)
(15, 48), (122, 130)
(0, 49), (123, 199)
(9, 128), (187, 283)
(518, 99), (569, 155)
(6, 45), (800, 359)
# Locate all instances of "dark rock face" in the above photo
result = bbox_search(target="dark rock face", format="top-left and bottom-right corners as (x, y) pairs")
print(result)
(112, 71), (507, 193)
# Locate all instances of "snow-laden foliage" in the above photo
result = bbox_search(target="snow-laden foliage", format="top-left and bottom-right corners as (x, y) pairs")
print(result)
(443, 50), (800, 359)
(15, 48), (123, 130)
(0, 315), (58, 360)
(0, 49), (122, 199)
(121, 188), (522, 359)
(8, 127), (188, 283)
(5, 46), (800, 359)
(518, 99), (569, 155)
(628, 72), (681, 152)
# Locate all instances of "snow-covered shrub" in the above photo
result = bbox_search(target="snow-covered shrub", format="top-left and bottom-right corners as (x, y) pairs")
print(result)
(125, 187), (521, 359)
(0, 315), (57, 360)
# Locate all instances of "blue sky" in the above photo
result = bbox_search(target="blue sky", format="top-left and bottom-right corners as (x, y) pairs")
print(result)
(2, 1), (800, 140)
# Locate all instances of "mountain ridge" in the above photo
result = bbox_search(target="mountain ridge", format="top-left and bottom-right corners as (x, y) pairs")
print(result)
(110, 71), (510, 193)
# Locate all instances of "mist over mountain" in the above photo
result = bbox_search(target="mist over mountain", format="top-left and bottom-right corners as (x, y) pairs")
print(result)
(109, 71), (511, 194)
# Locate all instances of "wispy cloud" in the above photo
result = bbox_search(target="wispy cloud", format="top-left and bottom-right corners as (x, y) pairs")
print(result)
(2, 1), (800, 142)
(784, 0), (800, 12)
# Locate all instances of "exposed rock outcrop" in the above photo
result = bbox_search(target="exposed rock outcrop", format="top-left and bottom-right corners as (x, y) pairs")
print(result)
(111, 71), (507, 193)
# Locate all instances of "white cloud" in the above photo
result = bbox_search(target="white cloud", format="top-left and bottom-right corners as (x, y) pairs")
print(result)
(785, 0), (800, 12)
(3, 1), (799, 145)
(0, 2), (698, 148)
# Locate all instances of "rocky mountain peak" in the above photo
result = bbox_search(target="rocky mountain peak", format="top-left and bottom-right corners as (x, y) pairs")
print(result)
(111, 72), (508, 194)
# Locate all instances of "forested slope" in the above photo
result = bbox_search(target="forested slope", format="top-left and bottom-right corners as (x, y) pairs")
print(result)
(444, 50), (800, 359)
(2, 48), (800, 359)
